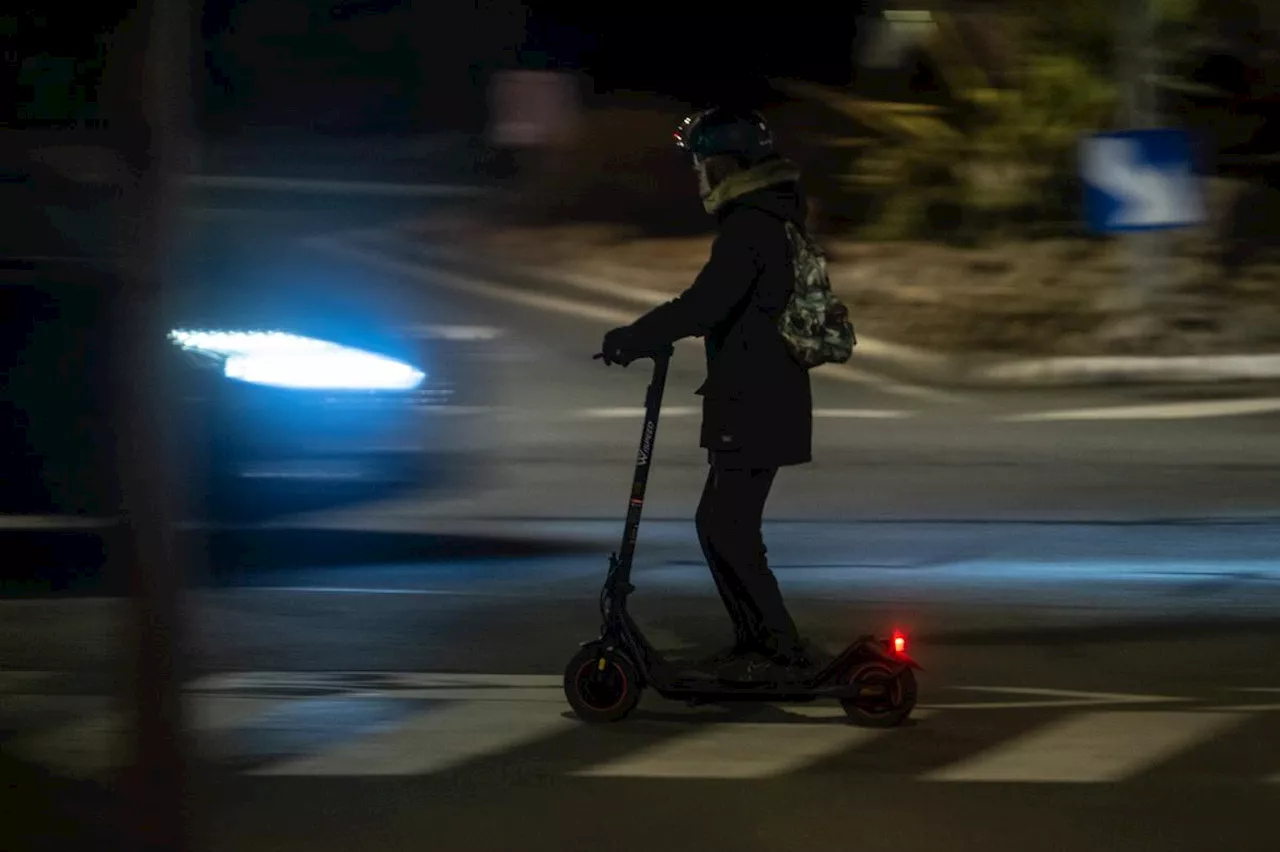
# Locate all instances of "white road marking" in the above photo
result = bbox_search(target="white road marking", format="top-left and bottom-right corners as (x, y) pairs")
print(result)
(976, 354), (1280, 385)
(1003, 397), (1280, 422)
(581, 406), (698, 418)
(814, 408), (914, 419)
(374, 688), (565, 702)
(11, 710), (125, 779)
(249, 699), (574, 776)
(311, 238), (649, 324)
(810, 362), (962, 404)
(311, 237), (955, 404)
(369, 673), (564, 688)
(575, 720), (891, 779)
(922, 686), (1193, 711)
(924, 711), (1244, 783)
(9, 694), (288, 778)
(414, 406), (912, 419)
(9, 673), (1273, 783)
(192, 695), (292, 731)
(420, 405), (500, 415)
(244, 586), (531, 597)
(0, 515), (116, 530)
(406, 324), (505, 341)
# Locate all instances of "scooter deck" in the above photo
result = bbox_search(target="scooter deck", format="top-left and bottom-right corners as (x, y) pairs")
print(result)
(636, 637), (914, 702)
(642, 659), (856, 701)
(654, 681), (859, 702)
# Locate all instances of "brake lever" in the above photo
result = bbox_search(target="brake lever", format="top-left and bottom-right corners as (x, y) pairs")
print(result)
(593, 351), (628, 367)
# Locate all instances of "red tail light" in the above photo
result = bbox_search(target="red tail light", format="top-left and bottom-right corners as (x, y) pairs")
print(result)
(892, 632), (907, 655)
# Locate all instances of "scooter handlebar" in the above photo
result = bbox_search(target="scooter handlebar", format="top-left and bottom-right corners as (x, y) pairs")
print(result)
(593, 345), (674, 367)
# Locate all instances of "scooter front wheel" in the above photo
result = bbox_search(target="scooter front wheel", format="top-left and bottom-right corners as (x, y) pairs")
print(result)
(564, 646), (642, 723)
(840, 662), (917, 728)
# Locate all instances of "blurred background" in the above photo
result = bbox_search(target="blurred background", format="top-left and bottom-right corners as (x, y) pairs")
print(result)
(2, 2), (1279, 851)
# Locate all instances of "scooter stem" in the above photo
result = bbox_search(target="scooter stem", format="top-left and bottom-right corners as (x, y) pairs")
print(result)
(613, 347), (673, 585)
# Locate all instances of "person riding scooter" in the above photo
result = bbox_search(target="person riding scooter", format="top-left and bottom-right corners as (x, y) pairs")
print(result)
(600, 107), (826, 680)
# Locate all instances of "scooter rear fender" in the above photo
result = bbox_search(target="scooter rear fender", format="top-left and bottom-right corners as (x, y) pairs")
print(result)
(838, 636), (924, 673)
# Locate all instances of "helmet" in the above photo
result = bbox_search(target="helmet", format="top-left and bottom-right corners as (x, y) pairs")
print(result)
(674, 108), (775, 164)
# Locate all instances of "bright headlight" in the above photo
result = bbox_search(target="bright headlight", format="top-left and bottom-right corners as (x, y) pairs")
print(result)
(169, 329), (425, 391)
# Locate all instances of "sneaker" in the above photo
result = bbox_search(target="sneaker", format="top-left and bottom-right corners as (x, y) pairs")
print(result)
(704, 641), (755, 663)
(768, 639), (832, 673)
(712, 653), (777, 683)
(713, 652), (822, 685)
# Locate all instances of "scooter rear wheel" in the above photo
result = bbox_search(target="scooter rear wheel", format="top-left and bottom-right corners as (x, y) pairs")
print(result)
(564, 646), (642, 723)
(840, 662), (917, 728)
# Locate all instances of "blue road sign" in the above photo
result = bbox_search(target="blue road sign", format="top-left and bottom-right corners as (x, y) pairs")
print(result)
(1080, 128), (1205, 233)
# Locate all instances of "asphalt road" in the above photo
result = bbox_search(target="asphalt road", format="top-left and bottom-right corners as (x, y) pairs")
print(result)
(282, 220), (1280, 524)
(4, 532), (1279, 852)
(4, 180), (1280, 852)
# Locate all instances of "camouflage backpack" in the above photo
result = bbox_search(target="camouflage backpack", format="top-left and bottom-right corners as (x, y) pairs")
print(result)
(777, 221), (856, 368)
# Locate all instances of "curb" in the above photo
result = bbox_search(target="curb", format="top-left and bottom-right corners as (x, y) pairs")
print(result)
(181, 174), (494, 198)
(386, 230), (1280, 389)
(966, 354), (1280, 387)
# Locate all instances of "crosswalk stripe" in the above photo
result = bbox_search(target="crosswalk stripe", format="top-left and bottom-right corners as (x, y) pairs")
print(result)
(9, 708), (123, 779)
(248, 699), (575, 776)
(9, 694), (292, 777)
(7, 673), (1274, 785)
(574, 721), (887, 780)
(924, 711), (1245, 783)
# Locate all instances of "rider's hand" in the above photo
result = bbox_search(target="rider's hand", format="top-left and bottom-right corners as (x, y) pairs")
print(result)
(601, 326), (638, 366)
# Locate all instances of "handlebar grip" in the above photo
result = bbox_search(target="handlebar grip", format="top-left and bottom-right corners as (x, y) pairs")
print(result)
(594, 346), (672, 366)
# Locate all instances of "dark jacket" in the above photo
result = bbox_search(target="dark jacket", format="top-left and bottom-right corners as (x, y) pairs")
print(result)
(624, 157), (812, 468)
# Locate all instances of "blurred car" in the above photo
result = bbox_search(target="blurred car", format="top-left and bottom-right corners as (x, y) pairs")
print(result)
(169, 234), (483, 522)
(2, 248), (481, 528)
(169, 322), (448, 522)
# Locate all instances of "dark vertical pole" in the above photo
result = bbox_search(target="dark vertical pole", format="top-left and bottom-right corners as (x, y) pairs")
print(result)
(110, 0), (195, 849)
(1112, 0), (1163, 343)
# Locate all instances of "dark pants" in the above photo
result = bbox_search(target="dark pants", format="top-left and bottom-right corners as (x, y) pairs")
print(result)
(695, 459), (802, 656)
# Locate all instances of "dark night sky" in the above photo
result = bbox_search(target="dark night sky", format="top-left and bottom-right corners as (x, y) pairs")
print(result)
(5, 1), (876, 129)
(520, 3), (870, 102)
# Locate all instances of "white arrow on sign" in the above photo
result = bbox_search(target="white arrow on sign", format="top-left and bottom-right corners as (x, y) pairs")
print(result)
(1081, 136), (1205, 229)
(921, 686), (1192, 710)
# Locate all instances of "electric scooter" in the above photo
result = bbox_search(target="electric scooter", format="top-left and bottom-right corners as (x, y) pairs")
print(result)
(562, 345), (921, 726)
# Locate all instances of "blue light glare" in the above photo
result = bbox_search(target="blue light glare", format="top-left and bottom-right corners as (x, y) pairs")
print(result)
(169, 329), (425, 391)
